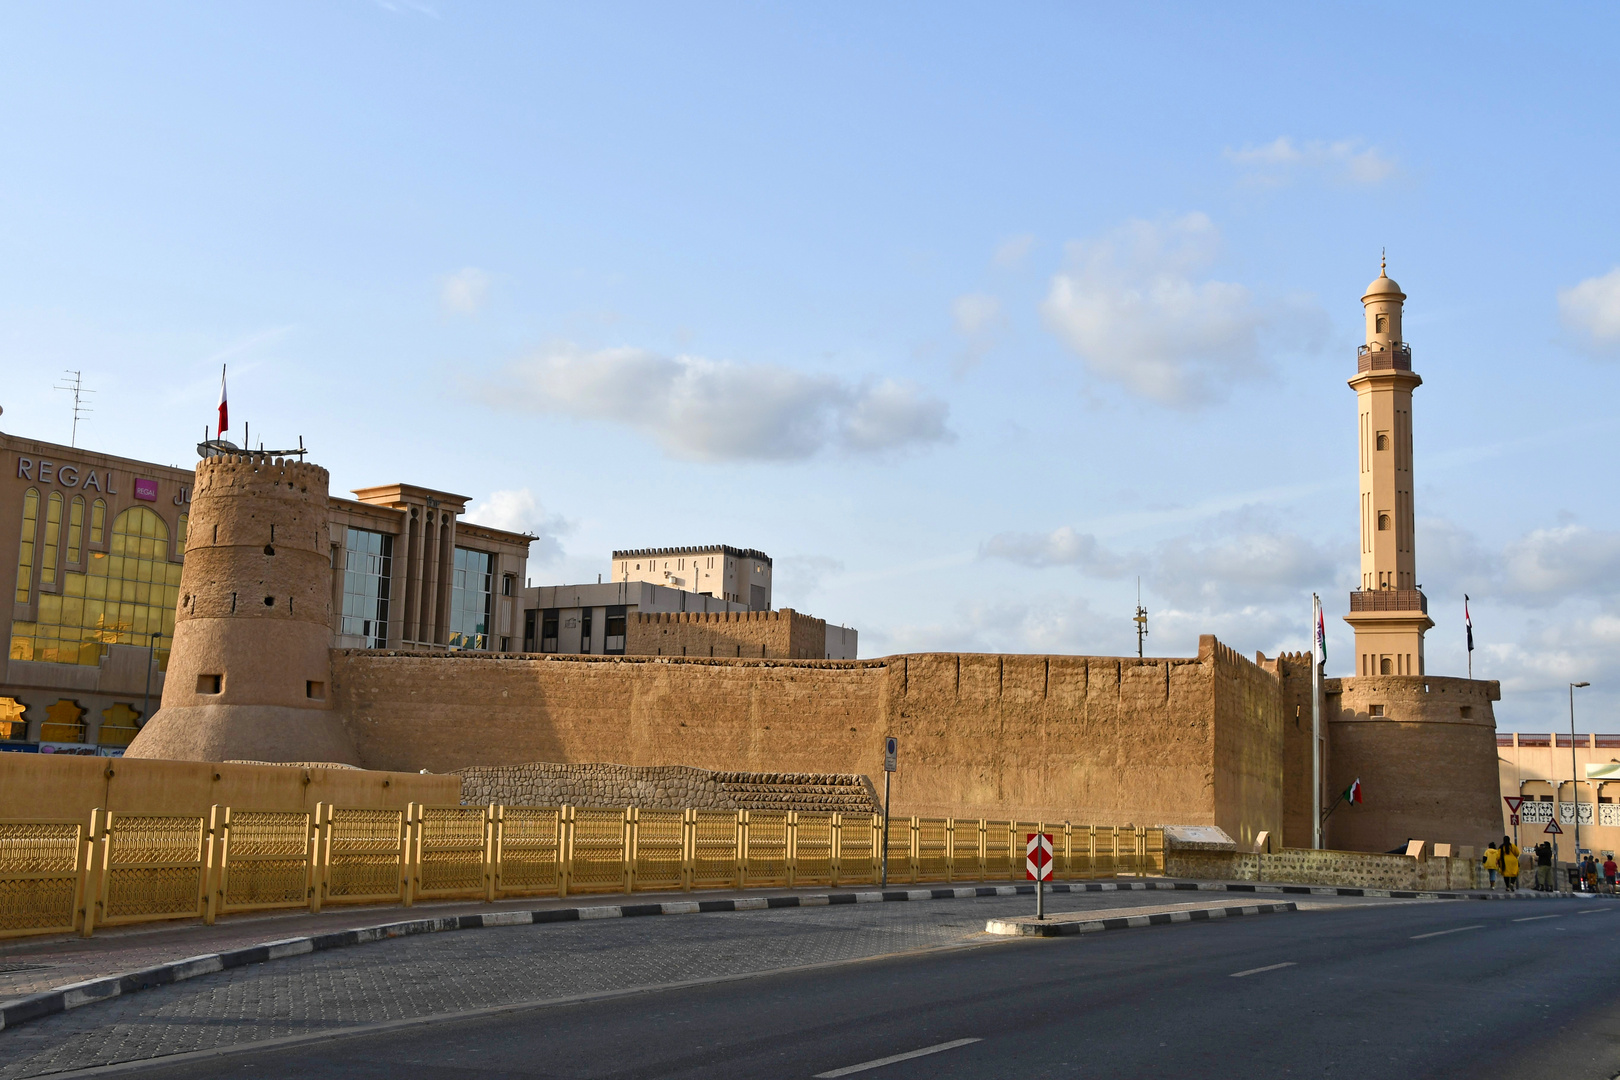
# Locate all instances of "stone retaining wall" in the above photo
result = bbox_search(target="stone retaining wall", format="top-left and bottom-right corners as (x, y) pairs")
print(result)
(1167, 847), (1483, 891)
(453, 760), (882, 813)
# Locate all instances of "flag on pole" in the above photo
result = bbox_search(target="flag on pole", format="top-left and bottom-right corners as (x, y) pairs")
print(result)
(1313, 593), (1327, 667)
(1343, 778), (1362, 806)
(1465, 595), (1474, 654)
(218, 365), (229, 435)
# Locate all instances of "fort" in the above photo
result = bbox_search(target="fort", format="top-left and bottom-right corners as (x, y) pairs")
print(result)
(8, 266), (1510, 855)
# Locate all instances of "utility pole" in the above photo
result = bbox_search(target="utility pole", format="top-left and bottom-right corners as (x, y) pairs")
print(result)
(1571, 681), (1590, 872)
(1312, 593), (1324, 850)
(53, 370), (93, 447)
(1134, 579), (1148, 659)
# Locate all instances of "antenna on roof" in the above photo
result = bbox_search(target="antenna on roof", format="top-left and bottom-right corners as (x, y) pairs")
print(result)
(53, 370), (94, 447)
(1134, 577), (1149, 659)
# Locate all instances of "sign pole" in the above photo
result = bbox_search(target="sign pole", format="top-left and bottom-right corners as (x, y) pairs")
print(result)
(1311, 594), (1323, 851)
(881, 737), (897, 888)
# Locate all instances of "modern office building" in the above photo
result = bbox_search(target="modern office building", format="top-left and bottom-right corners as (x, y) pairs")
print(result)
(612, 545), (772, 610)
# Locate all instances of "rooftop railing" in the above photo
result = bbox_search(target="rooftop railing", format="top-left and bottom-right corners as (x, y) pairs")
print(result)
(1348, 589), (1428, 613)
(1356, 341), (1413, 373)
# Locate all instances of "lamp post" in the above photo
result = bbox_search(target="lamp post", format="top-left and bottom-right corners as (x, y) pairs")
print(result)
(140, 633), (163, 729)
(1570, 681), (1590, 880)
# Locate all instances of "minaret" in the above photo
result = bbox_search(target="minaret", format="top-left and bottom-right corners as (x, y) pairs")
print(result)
(1344, 259), (1433, 676)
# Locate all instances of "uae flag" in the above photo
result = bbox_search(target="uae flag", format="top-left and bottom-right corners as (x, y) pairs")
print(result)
(1465, 595), (1474, 654)
(1343, 778), (1363, 806)
(218, 365), (229, 435)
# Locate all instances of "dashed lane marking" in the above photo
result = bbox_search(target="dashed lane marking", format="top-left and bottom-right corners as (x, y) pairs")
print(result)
(814, 1038), (983, 1077)
(1410, 925), (1485, 940)
(1512, 915), (1563, 922)
(1229, 962), (1296, 978)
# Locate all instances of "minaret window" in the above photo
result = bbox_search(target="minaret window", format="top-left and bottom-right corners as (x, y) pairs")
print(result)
(1376, 432), (1389, 451)
(1375, 314), (1388, 334)
(1378, 513), (1391, 531)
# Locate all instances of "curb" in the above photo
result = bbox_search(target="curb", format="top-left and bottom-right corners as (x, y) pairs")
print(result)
(986, 901), (1298, 937)
(0, 878), (1600, 1032)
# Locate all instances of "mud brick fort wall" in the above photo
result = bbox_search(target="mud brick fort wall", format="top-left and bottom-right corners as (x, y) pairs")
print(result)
(329, 634), (1284, 846)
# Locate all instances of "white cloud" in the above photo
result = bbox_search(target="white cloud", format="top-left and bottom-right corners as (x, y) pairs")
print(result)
(1558, 268), (1620, 353)
(1501, 524), (1620, 605)
(1152, 529), (1341, 608)
(466, 488), (571, 564)
(991, 234), (1036, 270)
(950, 293), (1006, 372)
(440, 268), (491, 315)
(979, 526), (1138, 576)
(489, 343), (952, 462)
(1040, 213), (1325, 406)
(773, 555), (845, 608)
(1224, 137), (1397, 186)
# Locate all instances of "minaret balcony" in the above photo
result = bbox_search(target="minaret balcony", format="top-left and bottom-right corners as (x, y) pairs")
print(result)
(1349, 588), (1427, 614)
(1356, 342), (1412, 373)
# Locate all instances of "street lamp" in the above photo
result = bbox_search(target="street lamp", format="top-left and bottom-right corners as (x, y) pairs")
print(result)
(1570, 681), (1590, 881)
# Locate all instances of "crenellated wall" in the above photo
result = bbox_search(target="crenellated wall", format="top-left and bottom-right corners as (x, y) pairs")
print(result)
(625, 607), (827, 659)
(324, 637), (1284, 840)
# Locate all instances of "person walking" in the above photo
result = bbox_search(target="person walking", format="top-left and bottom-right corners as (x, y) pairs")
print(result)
(1536, 840), (1555, 892)
(1603, 853), (1616, 895)
(1482, 843), (1500, 890)
(1501, 836), (1521, 893)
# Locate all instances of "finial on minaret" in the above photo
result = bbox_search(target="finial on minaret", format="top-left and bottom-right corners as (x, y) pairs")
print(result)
(1380, 248), (1386, 275)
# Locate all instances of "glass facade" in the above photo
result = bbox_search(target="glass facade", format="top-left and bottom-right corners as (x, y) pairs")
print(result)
(9, 506), (181, 668)
(339, 527), (392, 648)
(66, 495), (84, 565)
(15, 488), (38, 603)
(448, 547), (492, 650)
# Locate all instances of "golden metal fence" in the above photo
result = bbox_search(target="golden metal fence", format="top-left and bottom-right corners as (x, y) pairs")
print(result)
(0, 803), (1162, 939)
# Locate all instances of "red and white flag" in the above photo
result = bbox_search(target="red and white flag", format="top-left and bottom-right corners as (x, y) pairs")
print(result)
(218, 365), (229, 435)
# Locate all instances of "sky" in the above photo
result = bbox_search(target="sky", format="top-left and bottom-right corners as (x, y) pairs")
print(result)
(2, 4), (1618, 733)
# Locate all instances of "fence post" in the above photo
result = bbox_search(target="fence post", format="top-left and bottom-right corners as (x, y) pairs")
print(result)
(400, 803), (417, 907)
(681, 807), (695, 893)
(483, 805), (497, 902)
(558, 805), (573, 898)
(204, 805), (224, 926)
(624, 807), (637, 895)
(736, 809), (749, 890)
(786, 811), (798, 889)
(79, 808), (103, 937)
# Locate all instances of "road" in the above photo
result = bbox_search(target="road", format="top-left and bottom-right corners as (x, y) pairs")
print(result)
(3, 893), (1615, 1078)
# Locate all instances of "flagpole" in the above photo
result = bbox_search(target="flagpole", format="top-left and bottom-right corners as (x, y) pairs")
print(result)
(1312, 593), (1322, 851)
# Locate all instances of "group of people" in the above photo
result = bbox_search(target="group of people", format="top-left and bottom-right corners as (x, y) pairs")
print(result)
(1482, 837), (1619, 893)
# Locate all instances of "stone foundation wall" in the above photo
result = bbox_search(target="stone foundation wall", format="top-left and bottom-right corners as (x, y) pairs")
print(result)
(1167, 847), (1482, 891)
(453, 761), (882, 812)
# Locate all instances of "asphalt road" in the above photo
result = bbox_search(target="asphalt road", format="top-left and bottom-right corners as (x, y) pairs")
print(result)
(32, 895), (1617, 1080)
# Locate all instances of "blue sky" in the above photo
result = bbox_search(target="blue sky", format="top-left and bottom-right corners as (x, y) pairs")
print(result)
(3, 4), (1618, 732)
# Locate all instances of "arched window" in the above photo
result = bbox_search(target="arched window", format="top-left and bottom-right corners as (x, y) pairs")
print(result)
(1378, 513), (1391, 531)
(1380, 657), (1392, 675)
(0, 696), (25, 741)
(66, 495), (85, 564)
(14, 488), (39, 604)
(176, 512), (188, 557)
(41, 491), (63, 586)
(89, 499), (106, 545)
(40, 698), (86, 743)
(9, 506), (181, 667)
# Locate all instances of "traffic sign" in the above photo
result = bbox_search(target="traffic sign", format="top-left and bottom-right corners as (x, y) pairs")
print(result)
(1510, 814), (1520, 826)
(1026, 833), (1053, 881)
(883, 737), (897, 773)
(1545, 821), (1563, 834)
(1504, 796), (1524, 812)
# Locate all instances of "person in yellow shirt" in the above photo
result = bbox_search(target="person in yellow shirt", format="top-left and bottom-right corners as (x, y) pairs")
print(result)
(1500, 836), (1521, 892)
(1482, 843), (1501, 889)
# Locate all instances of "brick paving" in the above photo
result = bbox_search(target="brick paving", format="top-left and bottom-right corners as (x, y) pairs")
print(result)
(0, 887), (1378, 1078)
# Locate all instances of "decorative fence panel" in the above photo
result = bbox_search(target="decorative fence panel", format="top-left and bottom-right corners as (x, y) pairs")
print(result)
(835, 812), (878, 886)
(916, 818), (949, 883)
(792, 812), (833, 887)
(983, 820), (1015, 880)
(567, 807), (629, 896)
(883, 817), (914, 885)
(490, 806), (560, 899)
(0, 820), (86, 938)
(316, 806), (407, 909)
(690, 810), (740, 889)
(410, 805), (490, 903)
(629, 808), (685, 892)
(741, 810), (790, 888)
(90, 812), (208, 933)
(212, 808), (315, 919)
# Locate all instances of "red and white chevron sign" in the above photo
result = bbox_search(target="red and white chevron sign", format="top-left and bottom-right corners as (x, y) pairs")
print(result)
(1026, 832), (1053, 881)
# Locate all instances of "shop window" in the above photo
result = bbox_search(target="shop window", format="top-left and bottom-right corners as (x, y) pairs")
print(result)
(15, 488), (39, 603)
(40, 492), (63, 586)
(98, 702), (141, 747)
(89, 499), (106, 545)
(541, 608), (559, 653)
(40, 699), (86, 743)
(9, 506), (181, 668)
(66, 495), (85, 564)
(0, 696), (26, 740)
(605, 605), (627, 655)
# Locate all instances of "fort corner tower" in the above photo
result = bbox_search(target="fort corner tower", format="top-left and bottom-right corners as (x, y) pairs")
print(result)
(1345, 259), (1433, 676)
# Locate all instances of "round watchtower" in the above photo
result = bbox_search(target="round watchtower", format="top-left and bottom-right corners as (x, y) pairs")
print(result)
(125, 454), (360, 764)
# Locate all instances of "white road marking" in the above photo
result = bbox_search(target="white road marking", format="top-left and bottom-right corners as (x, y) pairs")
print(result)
(1229, 961), (1297, 978)
(814, 1038), (983, 1077)
(1410, 924), (1485, 940)
(1512, 914), (1563, 922)
(1575, 908), (1609, 915)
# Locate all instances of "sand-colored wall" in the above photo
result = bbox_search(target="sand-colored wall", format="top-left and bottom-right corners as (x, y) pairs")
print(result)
(625, 608), (827, 659)
(0, 752), (456, 824)
(1325, 675), (1503, 852)
(327, 642), (1275, 834)
(1258, 652), (1320, 848)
